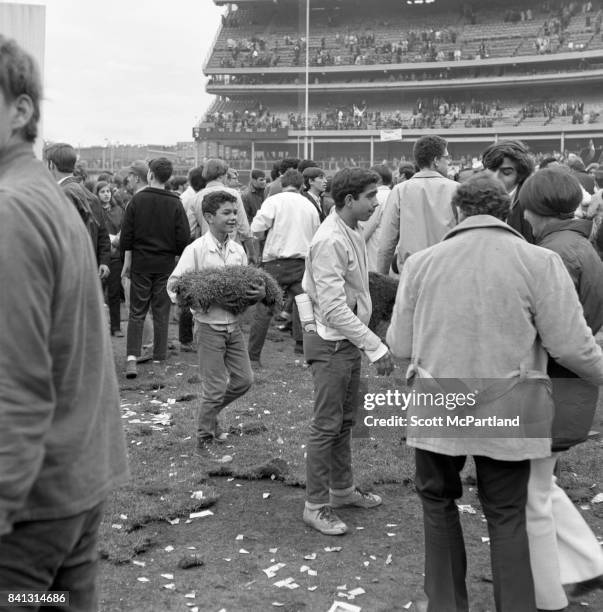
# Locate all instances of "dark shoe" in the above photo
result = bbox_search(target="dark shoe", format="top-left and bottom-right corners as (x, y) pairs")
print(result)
(125, 360), (137, 379)
(303, 505), (347, 535)
(568, 574), (603, 600)
(112, 329), (124, 337)
(294, 342), (304, 354)
(196, 438), (232, 463)
(180, 342), (195, 353)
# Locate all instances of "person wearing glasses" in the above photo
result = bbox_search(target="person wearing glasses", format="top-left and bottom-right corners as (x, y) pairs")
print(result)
(376, 135), (458, 274)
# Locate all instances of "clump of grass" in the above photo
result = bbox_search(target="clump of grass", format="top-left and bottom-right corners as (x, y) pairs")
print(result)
(173, 266), (283, 314)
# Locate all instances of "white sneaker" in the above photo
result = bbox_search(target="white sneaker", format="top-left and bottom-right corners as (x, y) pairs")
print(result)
(303, 505), (348, 535)
(330, 487), (382, 509)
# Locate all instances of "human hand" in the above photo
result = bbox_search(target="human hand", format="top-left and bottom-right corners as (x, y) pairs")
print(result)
(374, 350), (394, 376)
(99, 264), (110, 280)
(246, 279), (266, 303)
(216, 294), (240, 311)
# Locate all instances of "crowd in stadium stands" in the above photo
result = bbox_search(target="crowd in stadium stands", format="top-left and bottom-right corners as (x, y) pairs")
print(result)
(212, 0), (603, 70)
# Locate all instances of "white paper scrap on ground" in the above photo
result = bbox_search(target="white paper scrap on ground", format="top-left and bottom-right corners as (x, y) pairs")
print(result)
(164, 545), (174, 552)
(167, 518), (180, 525)
(272, 603), (285, 608)
(132, 560), (146, 567)
(403, 602), (413, 609)
(591, 492), (603, 504)
(269, 548), (278, 553)
(385, 554), (392, 565)
(263, 492), (271, 499)
(239, 549), (250, 554)
(161, 573), (174, 580)
(304, 553), (317, 560)
(162, 583), (175, 590)
(326, 602), (362, 612)
(190, 491), (204, 500)
(348, 588), (365, 597)
(324, 546), (342, 552)
(137, 577), (150, 582)
(308, 569), (317, 576)
(263, 563), (286, 578)
(457, 504), (477, 514)
(274, 577), (300, 589)
(184, 592), (195, 598)
(481, 537), (490, 543)
(189, 510), (213, 519)
(308, 586), (318, 591)
(236, 534), (244, 540)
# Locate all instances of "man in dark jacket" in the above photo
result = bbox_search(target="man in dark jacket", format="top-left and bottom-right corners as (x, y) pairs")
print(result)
(0, 35), (128, 608)
(45, 142), (111, 279)
(121, 157), (190, 378)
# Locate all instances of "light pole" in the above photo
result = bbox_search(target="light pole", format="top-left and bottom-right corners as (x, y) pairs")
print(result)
(304, 0), (310, 159)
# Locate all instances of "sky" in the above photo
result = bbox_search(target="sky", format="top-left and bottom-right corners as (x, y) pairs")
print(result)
(5, 0), (224, 146)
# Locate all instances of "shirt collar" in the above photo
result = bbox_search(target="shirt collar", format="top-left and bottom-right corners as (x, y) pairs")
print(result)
(207, 231), (231, 251)
(443, 214), (525, 241)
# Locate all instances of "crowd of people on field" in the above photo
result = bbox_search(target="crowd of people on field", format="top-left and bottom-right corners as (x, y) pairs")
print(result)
(3, 33), (603, 612)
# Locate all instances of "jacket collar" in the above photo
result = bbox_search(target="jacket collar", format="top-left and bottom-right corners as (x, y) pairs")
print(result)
(443, 215), (525, 241)
(0, 141), (34, 176)
(539, 217), (592, 241)
(412, 169), (448, 179)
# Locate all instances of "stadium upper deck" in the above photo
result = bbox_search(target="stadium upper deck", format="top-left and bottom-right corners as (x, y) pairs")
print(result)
(197, 0), (603, 168)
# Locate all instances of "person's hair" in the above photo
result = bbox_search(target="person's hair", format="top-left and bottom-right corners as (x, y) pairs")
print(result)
(203, 158), (229, 182)
(519, 166), (583, 217)
(270, 161), (280, 181)
(369, 164), (393, 187)
(567, 153), (586, 172)
(170, 175), (188, 190)
(148, 157), (173, 184)
(481, 139), (534, 186)
(188, 165), (206, 192)
(331, 168), (379, 209)
(251, 168), (266, 180)
(298, 159), (319, 174)
(413, 135), (447, 169)
(279, 157), (300, 175)
(398, 162), (416, 181)
(97, 172), (113, 182)
(202, 190), (238, 216)
(302, 166), (325, 189)
(281, 168), (304, 190)
(0, 35), (42, 142)
(451, 172), (510, 220)
(538, 156), (559, 170)
(44, 142), (77, 173)
(94, 180), (111, 196)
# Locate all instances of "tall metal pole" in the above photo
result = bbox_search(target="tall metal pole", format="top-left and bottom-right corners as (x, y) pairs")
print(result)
(304, 0), (310, 159)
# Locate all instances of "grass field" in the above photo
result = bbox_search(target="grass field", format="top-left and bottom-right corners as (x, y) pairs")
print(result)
(98, 314), (603, 612)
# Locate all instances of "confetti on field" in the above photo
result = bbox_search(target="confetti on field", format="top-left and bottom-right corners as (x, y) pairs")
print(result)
(591, 492), (603, 504)
(189, 510), (213, 519)
(481, 537), (490, 544)
(235, 534), (244, 540)
(111, 523), (123, 530)
(164, 546), (174, 552)
(167, 518), (180, 525)
(119, 514), (128, 520)
(132, 560), (146, 567)
(137, 577), (150, 583)
(386, 523), (398, 527)
(162, 583), (175, 590)
(263, 492), (271, 499)
(308, 586), (318, 592)
(263, 563), (286, 578)
(161, 574), (174, 580)
(403, 602), (413, 609)
(326, 602), (361, 612)
(239, 549), (250, 554)
(272, 603), (285, 608)
(387, 533), (396, 537)
(458, 504), (477, 514)
(385, 554), (392, 565)
(324, 546), (342, 552)
(274, 577), (300, 589)
(190, 490), (204, 500)
(308, 569), (317, 576)
(184, 592), (195, 599)
(356, 526), (364, 530)
(269, 548), (279, 553)
(304, 553), (317, 560)
(363, 561), (370, 567)
(348, 588), (366, 598)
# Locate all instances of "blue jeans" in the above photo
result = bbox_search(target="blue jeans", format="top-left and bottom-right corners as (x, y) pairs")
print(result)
(415, 449), (536, 612)
(0, 501), (105, 612)
(126, 271), (171, 360)
(196, 323), (253, 440)
(304, 333), (361, 504)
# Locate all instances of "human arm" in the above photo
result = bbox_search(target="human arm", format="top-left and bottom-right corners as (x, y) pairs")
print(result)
(375, 188), (401, 274)
(0, 196), (58, 535)
(121, 251), (132, 279)
(386, 259), (416, 360)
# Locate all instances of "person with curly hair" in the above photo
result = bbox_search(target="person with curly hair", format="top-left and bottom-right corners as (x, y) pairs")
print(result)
(482, 138), (535, 242)
(387, 172), (603, 612)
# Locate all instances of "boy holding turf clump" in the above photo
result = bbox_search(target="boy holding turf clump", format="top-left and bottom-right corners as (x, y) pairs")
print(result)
(168, 191), (265, 462)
